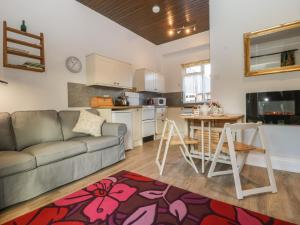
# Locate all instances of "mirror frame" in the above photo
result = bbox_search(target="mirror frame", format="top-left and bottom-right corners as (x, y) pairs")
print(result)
(244, 20), (300, 77)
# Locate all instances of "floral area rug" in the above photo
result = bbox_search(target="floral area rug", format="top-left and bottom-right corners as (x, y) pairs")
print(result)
(3, 170), (295, 225)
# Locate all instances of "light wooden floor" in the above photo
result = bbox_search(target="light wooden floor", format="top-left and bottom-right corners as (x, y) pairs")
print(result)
(1, 141), (300, 224)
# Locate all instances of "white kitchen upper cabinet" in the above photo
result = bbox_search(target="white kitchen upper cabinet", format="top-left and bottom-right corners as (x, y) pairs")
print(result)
(144, 70), (156, 92)
(86, 53), (133, 88)
(133, 69), (165, 93)
(156, 73), (165, 93)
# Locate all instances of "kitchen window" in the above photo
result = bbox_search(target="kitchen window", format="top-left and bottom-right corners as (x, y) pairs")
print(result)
(182, 61), (211, 103)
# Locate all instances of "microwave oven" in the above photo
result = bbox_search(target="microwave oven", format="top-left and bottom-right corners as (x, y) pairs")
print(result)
(152, 97), (166, 106)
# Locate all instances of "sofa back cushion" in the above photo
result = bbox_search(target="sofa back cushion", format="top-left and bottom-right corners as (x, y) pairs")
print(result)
(59, 110), (99, 140)
(11, 110), (63, 150)
(0, 112), (16, 151)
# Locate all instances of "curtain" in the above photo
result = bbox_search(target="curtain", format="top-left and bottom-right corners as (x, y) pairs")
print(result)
(182, 63), (211, 103)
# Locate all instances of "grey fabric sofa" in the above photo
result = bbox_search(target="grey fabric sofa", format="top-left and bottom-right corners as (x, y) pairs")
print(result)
(0, 110), (126, 209)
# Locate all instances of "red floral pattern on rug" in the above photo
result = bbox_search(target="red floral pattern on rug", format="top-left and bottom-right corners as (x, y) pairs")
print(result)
(3, 171), (295, 225)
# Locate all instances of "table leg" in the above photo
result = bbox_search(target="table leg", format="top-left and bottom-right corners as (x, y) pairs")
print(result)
(208, 121), (211, 160)
(201, 120), (205, 173)
(187, 119), (190, 137)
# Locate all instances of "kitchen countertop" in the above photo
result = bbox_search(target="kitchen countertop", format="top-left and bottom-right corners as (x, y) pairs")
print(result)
(93, 105), (168, 110)
(93, 106), (143, 110)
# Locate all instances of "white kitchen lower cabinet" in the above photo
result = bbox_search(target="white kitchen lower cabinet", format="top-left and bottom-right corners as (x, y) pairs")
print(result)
(142, 120), (156, 137)
(98, 108), (143, 150)
(155, 107), (167, 140)
(132, 108), (143, 147)
(112, 111), (133, 150)
(142, 106), (156, 139)
(97, 107), (166, 148)
(155, 119), (165, 139)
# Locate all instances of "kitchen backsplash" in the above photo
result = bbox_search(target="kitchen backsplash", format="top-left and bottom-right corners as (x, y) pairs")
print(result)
(162, 92), (183, 107)
(68, 83), (162, 107)
(138, 92), (162, 105)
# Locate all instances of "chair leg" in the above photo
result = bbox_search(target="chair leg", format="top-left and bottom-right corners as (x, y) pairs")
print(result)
(173, 121), (199, 174)
(264, 152), (277, 193)
(156, 124), (174, 176)
(201, 144), (205, 174)
(179, 145), (199, 174)
(156, 120), (168, 164)
(259, 127), (277, 193)
(226, 127), (243, 199)
(208, 128), (226, 177)
(238, 152), (248, 173)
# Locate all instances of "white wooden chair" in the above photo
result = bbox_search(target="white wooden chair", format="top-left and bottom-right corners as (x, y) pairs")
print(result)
(208, 122), (277, 199)
(156, 119), (199, 175)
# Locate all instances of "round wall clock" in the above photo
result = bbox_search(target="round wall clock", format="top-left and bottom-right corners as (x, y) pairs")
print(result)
(65, 56), (82, 73)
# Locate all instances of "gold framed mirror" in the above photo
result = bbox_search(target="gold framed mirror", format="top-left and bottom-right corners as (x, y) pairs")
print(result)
(244, 20), (300, 77)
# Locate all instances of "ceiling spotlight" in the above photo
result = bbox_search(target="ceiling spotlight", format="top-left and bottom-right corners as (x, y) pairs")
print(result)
(170, 24), (196, 36)
(152, 5), (160, 14)
(168, 30), (174, 36)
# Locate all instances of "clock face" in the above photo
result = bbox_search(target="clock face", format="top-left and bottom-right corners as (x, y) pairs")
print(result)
(66, 56), (82, 73)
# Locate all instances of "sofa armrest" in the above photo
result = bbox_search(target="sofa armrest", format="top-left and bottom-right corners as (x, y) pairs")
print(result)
(102, 123), (127, 137)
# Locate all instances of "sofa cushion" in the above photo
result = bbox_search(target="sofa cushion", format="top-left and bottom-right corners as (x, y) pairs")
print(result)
(11, 110), (63, 150)
(73, 110), (105, 137)
(59, 110), (99, 140)
(71, 136), (119, 152)
(23, 141), (87, 166)
(0, 151), (36, 177)
(0, 112), (16, 151)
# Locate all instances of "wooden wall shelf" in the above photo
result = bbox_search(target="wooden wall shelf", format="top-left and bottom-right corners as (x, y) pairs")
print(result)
(7, 38), (42, 49)
(3, 21), (45, 72)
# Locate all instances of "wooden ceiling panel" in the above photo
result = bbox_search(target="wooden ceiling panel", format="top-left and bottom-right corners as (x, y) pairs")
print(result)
(77, 0), (209, 45)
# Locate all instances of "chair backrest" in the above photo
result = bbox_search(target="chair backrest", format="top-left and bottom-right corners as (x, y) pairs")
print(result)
(224, 122), (262, 131)
(224, 122), (265, 149)
(161, 119), (183, 139)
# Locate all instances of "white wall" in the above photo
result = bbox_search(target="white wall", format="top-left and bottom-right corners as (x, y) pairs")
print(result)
(0, 0), (157, 112)
(156, 31), (210, 92)
(210, 0), (300, 172)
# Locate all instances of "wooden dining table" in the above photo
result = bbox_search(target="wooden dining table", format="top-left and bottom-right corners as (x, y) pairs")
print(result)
(180, 114), (244, 172)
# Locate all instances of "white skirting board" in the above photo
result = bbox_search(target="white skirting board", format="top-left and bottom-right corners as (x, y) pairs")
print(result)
(245, 153), (300, 173)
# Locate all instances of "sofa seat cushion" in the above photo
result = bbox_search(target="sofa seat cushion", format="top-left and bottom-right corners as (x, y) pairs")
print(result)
(71, 136), (119, 152)
(23, 141), (87, 166)
(0, 151), (36, 177)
